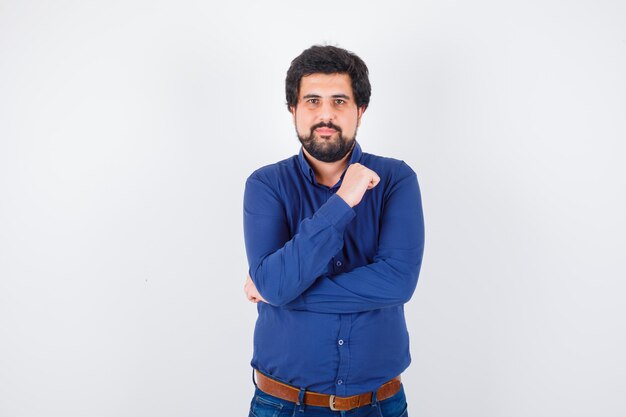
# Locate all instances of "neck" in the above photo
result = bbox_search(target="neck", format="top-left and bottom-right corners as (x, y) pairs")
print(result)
(302, 146), (353, 188)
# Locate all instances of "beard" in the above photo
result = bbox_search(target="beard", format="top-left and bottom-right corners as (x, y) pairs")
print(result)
(297, 121), (357, 163)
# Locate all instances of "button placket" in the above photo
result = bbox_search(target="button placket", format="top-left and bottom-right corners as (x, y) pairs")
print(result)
(335, 314), (352, 396)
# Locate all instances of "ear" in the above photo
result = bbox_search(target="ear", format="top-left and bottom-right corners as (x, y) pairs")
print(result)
(289, 105), (296, 122)
(356, 105), (366, 127)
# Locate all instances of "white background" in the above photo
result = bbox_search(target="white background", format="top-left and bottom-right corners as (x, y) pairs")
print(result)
(1, 1), (625, 416)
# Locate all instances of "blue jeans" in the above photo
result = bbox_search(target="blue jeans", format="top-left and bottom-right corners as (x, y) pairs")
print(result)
(247, 384), (408, 417)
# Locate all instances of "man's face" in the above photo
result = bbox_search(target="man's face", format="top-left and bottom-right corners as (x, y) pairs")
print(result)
(290, 73), (365, 163)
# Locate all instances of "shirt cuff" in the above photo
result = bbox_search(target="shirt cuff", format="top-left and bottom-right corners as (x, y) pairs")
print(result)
(316, 193), (355, 233)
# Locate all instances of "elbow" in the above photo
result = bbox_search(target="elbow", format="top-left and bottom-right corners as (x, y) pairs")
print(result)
(395, 262), (422, 304)
(398, 275), (418, 304)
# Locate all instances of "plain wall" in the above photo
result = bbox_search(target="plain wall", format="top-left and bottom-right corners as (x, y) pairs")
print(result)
(1, 1), (625, 416)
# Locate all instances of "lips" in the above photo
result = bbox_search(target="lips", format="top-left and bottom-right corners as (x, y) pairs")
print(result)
(315, 127), (337, 135)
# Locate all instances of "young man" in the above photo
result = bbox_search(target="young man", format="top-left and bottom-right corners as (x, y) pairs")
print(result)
(243, 45), (425, 417)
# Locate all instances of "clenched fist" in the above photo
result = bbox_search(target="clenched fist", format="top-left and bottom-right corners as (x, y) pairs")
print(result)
(336, 163), (380, 207)
(244, 274), (267, 304)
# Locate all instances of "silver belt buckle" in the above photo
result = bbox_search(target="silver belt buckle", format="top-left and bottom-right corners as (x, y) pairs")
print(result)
(329, 395), (338, 411)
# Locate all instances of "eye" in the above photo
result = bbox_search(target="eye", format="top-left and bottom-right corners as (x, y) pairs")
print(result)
(307, 98), (319, 104)
(334, 99), (346, 105)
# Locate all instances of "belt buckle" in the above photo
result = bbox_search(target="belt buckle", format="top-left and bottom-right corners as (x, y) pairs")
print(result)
(329, 395), (339, 411)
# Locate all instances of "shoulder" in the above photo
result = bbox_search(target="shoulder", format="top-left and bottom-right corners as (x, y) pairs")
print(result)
(244, 156), (299, 209)
(359, 151), (420, 201)
(246, 155), (299, 186)
(360, 151), (416, 181)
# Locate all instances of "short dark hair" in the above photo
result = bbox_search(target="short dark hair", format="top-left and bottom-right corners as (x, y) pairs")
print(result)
(285, 45), (371, 111)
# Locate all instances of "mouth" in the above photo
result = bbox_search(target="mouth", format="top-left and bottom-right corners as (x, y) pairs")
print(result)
(315, 127), (338, 135)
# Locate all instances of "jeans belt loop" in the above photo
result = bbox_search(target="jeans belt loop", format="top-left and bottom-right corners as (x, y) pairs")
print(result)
(371, 388), (379, 407)
(251, 368), (258, 388)
(297, 387), (306, 413)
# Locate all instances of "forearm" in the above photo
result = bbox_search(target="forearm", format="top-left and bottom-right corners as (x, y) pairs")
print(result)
(244, 177), (355, 306)
(285, 170), (425, 313)
(285, 238), (424, 314)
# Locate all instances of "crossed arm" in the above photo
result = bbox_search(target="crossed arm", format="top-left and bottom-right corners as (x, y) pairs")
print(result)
(243, 162), (424, 314)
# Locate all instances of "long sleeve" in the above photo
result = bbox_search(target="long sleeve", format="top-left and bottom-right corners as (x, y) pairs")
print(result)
(245, 146), (422, 395)
(243, 174), (355, 306)
(285, 169), (425, 314)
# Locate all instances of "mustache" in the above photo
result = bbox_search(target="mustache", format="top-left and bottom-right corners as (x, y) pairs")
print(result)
(311, 122), (342, 133)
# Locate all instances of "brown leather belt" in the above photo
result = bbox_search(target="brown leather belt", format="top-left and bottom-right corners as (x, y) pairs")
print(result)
(255, 370), (402, 411)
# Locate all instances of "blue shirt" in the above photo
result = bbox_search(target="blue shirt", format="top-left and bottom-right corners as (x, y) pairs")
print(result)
(243, 141), (425, 396)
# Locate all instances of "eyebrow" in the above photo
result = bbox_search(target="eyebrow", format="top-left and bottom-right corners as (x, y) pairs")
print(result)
(302, 93), (351, 100)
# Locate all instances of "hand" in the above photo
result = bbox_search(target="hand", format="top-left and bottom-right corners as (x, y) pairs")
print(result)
(336, 163), (380, 207)
(244, 274), (268, 304)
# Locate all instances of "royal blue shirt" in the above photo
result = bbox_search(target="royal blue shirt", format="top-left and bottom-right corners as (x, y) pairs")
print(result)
(243, 142), (425, 396)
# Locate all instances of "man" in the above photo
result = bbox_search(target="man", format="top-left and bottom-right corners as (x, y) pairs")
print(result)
(243, 45), (425, 417)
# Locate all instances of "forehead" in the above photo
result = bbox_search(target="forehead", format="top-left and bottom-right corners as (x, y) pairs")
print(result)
(298, 73), (354, 97)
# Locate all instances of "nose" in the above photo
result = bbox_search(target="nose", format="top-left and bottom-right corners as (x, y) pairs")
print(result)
(317, 99), (335, 122)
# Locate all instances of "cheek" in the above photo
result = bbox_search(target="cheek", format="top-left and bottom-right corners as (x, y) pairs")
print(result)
(296, 115), (313, 129)
(341, 116), (358, 132)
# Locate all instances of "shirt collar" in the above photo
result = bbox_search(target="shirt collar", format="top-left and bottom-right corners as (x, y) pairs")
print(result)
(298, 141), (363, 186)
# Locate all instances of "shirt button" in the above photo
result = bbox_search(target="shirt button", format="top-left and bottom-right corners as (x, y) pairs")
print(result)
(338, 339), (344, 346)
(336, 261), (342, 267)
(337, 379), (343, 385)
